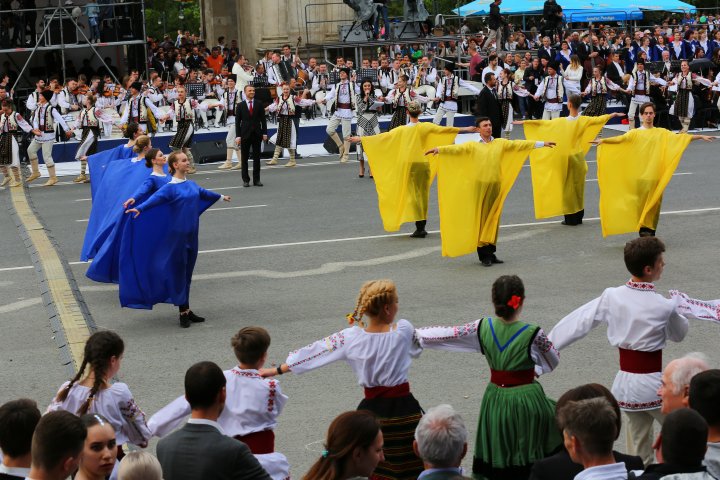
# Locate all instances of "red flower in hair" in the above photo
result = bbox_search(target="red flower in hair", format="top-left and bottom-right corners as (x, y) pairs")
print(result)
(507, 295), (522, 309)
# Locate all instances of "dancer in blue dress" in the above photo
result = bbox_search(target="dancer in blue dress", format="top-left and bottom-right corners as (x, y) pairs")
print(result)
(122, 152), (231, 327)
(87, 123), (141, 201)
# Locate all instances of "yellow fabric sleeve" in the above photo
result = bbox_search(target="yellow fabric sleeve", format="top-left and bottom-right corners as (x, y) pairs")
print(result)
(597, 128), (692, 236)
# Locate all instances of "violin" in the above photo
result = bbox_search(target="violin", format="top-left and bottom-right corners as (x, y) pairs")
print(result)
(72, 85), (90, 96)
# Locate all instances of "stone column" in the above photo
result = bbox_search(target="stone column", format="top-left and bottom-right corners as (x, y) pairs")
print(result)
(201, 0), (238, 47)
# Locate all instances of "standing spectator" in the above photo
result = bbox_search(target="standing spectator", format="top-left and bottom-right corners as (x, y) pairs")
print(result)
(156, 361), (271, 480)
(206, 47), (224, 75)
(458, 45), (483, 80)
(302, 411), (384, 480)
(86, 1), (100, 43)
(483, 0), (506, 53)
(657, 353), (709, 414)
(413, 404), (471, 479)
(689, 369), (720, 479)
(474, 72), (502, 138)
(374, 0), (389, 40)
(26, 411), (87, 480)
(0, 399), (41, 479)
(638, 409), (713, 480)
(559, 398), (627, 480)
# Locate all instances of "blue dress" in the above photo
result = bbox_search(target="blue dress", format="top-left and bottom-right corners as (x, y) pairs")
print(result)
(118, 180), (221, 310)
(81, 159), (168, 261)
(86, 174), (171, 284)
(88, 145), (135, 201)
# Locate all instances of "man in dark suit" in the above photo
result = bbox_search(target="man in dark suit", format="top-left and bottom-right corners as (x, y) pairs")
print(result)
(413, 405), (471, 480)
(234, 85), (268, 187)
(157, 361), (271, 480)
(537, 36), (556, 62)
(0, 399), (41, 479)
(474, 72), (502, 139)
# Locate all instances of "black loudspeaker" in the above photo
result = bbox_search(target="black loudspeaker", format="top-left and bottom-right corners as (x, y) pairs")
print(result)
(116, 17), (134, 40)
(192, 141), (227, 164)
(323, 134), (357, 154)
(260, 140), (275, 159)
(100, 20), (118, 42)
(45, 17), (77, 45)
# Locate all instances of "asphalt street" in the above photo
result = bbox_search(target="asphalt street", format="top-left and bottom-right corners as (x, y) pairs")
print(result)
(1, 127), (719, 473)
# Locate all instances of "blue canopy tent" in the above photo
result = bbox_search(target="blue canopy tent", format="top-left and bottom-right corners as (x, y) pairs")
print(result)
(453, 0), (694, 23)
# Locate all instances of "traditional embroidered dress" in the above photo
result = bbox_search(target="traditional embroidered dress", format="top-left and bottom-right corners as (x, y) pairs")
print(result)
(357, 93), (382, 137)
(497, 80), (528, 134)
(75, 107), (103, 159)
(386, 87), (429, 130)
(595, 127), (693, 236)
(548, 280), (689, 464)
(148, 366), (290, 480)
(119, 95), (164, 133)
(417, 318), (561, 479)
(535, 74), (564, 119)
(223, 88), (241, 150)
(0, 111), (32, 166)
(583, 77), (611, 116)
(285, 319), (425, 480)
(168, 99), (195, 149)
(432, 74), (479, 127)
(47, 381), (152, 447)
(268, 95), (315, 149)
(669, 72), (711, 125)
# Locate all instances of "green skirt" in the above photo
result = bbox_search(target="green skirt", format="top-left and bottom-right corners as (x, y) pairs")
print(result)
(473, 381), (561, 479)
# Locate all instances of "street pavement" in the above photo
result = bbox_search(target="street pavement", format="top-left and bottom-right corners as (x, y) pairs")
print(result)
(1, 127), (719, 473)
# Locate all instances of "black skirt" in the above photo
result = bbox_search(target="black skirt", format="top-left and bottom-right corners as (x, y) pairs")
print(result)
(673, 89), (691, 118)
(169, 120), (194, 149)
(389, 108), (408, 130)
(583, 95), (607, 117)
(80, 127), (100, 156)
(0, 132), (12, 166)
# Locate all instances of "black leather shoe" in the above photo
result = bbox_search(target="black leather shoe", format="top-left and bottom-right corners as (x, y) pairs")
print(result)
(491, 255), (504, 264)
(410, 229), (427, 238)
(243, 182), (250, 187)
(179, 313), (191, 328)
(187, 311), (205, 323)
(253, 182), (263, 187)
(481, 258), (493, 267)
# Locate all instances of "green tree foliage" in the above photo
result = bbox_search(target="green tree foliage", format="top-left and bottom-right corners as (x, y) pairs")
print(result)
(145, 0), (200, 39)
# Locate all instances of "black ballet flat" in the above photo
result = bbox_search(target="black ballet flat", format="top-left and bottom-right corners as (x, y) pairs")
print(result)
(187, 311), (205, 323)
(179, 314), (191, 328)
(359, 174), (364, 178)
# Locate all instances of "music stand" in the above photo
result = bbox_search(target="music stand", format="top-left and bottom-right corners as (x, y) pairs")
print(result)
(329, 72), (340, 84)
(358, 68), (378, 83)
(185, 83), (205, 99)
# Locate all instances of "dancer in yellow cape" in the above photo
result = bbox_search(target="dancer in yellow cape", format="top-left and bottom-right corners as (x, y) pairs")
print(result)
(347, 101), (475, 238)
(425, 117), (555, 266)
(517, 94), (625, 225)
(594, 102), (713, 237)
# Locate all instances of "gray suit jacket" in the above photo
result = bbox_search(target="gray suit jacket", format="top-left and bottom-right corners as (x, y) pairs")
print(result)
(157, 422), (271, 480)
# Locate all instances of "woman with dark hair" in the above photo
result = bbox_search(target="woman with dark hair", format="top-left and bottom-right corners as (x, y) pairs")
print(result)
(302, 410), (384, 480)
(417, 275), (562, 479)
(76, 414), (117, 480)
(354, 78), (383, 178)
(529, 384), (644, 480)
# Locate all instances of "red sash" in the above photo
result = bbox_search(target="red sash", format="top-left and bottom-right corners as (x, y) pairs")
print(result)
(619, 348), (662, 374)
(364, 382), (410, 399)
(234, 429), (275, 455)
(490, 368), (535, 387)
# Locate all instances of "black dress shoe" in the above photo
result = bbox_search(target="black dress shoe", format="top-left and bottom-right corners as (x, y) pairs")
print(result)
(254, 182), (263, 187)
(179, 313), (191, 328)
(187, 311), (205, 323)
(243, 182), (250, 187)
(359, 174), (364, 178)
(481, 258), (493, 267)
(491, 255), (504, 264)
(410, 229), (428, 238)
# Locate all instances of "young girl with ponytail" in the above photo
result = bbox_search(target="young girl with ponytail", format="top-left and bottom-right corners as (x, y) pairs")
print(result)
(48, 331), (151, 456)
(416, 275), (562, 480)
(262, 279), (425, 480)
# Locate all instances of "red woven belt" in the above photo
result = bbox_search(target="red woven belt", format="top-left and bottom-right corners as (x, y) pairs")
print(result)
(234, 430), (275, 455)
(364, 382), (410, 399)
(490, 368), (535, 387)
(619, 348), (662, 374)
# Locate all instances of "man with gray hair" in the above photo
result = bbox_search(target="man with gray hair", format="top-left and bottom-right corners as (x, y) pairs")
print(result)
(413, 404), (470, 479)
(658, 352), (710, 415)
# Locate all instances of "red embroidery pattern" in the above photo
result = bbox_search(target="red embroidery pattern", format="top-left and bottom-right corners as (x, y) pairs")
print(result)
(671, 290), (720, 322)
(626, 281), (656, 292)
(288, 332), (346, 369)
(533, 332), (556, 354)
(267, 379), (277, 413)
(618, 399), (662, 410)
(231, 369), (262, 379)
(418, 321), (479, 342)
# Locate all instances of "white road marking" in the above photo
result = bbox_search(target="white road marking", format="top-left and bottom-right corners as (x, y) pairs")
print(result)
(75, 198), (92, 202)
(0, 298), (42, 313)
(3, 206), (719, 274)
(586, 172), (692, 182)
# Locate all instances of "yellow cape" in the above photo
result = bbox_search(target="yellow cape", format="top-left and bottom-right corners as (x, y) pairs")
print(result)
(597, 127), (692, 237)
(524, 115), (610, 219)
(360, 122), (459, 231)
(435, 139), (537, 257)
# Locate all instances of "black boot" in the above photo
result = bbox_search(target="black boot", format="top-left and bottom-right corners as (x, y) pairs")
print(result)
(411, 220), (427, 238)
(639, 227), (656, 237)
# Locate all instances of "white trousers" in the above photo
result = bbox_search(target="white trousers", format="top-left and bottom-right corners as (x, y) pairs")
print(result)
(28, 140), (55, 167)
(433, 107), (456, 127)
(625, 408), (665, 467)
(542, 109), (562, 120)
(75, 130), (96, 160)
(326, 116), (352, 139)
(225, 118), (238, 151)
(415, 85), (436, 100)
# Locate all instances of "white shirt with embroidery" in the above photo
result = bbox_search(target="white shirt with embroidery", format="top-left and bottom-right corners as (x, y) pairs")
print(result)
(286, 319), (423, 387)
(47, 381), (151, 446)
(548, 281), (689, 411)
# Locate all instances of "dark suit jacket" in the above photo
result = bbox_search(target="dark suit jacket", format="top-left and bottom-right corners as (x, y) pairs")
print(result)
(157, 422), (271, 480)
(529, 449), (644, 480)
(420, 471), (472, 480)
(474, 88), (502, 139)
(0, 473), (26, 480)
(576, 42), (591, 64)
(235, 100), (268, 140)
(537, 46), (556, 62)
(606, 62), (625, 86)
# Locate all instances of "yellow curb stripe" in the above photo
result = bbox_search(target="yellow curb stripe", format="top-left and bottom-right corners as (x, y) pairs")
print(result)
(9, 186), (90, 372)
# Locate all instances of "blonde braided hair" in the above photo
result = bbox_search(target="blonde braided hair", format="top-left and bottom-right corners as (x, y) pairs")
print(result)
(346, 280), (398, 326)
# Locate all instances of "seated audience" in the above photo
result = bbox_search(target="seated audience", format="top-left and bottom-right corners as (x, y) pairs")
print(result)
(530, 384), (643, 480)
(638, 409), (713, 480)
(118, 451), (164, 480)
(658, 353), (709, 414)
(302, 410), (384, 480)
(156, 361), (271, 480)
(414, 404), (471, 479)
(689, 369), (720, 479)
(26, 411), (87, 480)
(75, 414), (117, 480)
(0, 399), (41, 479)
(558, 397), (628, 480)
